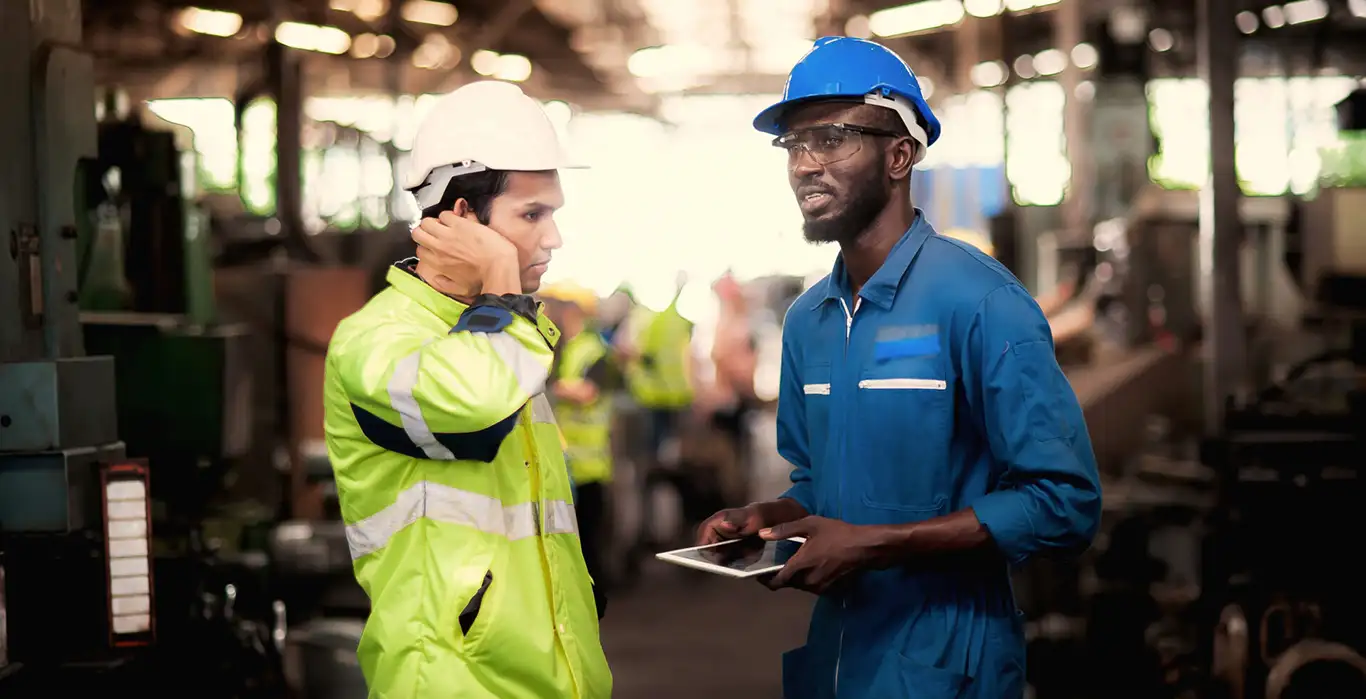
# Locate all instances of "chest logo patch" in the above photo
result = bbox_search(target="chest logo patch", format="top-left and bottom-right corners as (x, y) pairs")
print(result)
(874, 324), (940, 361)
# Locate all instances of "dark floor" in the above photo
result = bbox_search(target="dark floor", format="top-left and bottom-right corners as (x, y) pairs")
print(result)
(600, 559), (813, 699)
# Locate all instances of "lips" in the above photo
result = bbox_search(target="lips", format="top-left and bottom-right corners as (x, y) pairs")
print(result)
(798, 187), (833, 215)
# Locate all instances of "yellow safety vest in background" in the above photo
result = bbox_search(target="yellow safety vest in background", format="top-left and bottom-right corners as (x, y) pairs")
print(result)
(323, 264), (611, 699)
(625, 299), (694, 409)
(552, 331), (613, 485)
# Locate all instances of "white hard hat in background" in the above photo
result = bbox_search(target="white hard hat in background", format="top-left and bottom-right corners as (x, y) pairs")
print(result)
(404, 81), (583, 208)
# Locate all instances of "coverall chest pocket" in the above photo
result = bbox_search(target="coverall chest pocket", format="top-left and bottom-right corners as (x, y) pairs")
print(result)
(855, 358), (952, 520)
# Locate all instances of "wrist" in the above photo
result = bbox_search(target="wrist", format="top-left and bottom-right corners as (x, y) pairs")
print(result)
(861, 524), (910, 569)
(481, 254), (521, 295)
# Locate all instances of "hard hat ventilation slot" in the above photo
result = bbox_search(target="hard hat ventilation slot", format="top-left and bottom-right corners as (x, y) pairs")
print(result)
(409, 160), (489, 213)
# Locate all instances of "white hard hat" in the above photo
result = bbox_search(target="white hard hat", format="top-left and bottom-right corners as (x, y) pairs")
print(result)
(404, 81), (582, 210)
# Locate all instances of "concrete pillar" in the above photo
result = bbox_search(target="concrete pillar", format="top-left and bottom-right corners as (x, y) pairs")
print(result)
(1197, 0), (1245, 430)
(1056, 0), (1091, 246)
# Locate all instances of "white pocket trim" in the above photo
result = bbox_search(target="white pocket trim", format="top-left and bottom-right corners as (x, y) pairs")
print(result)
(858, 378), (947, 391)
(803, 383), (831, 395)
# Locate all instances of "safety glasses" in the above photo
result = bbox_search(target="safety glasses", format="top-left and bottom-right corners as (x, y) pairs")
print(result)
(771, 122), (903, 166)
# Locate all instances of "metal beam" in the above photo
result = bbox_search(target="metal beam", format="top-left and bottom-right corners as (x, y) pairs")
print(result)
(1197, 0), (1245, 431)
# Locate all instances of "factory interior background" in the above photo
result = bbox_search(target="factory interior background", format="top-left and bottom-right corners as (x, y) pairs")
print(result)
(2, 0), (1366, 697)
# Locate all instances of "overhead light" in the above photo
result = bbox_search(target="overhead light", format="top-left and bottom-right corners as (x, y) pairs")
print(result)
(494, 54), (533, 82)
(964, 0), (1003, 17)
(1034, 48), (1067, 75)
(1070, 42), (1098, 69)
(176, 7), (242, 38)
(275, 22), (352, 55)
(1235, 11), (1260, 34)
(1147, 28), (1174, 53)
(351, 33), (380, 58)
(1282, 0), (1328, 25)
(471, 49), (501, 76)
(1109, 5), (1148, 44)
(411, 34), (458, 69)
(868, 0), (965, 38)
(1263, 5), (1287, 28)
(970, 61), (1007, 87)
(352, 0), (388, 22)
(1351, 0), (1366, 19)
(103, 463), (155, 647)
(844, 14), (873, 38)
(401, 0), (458, 27)
(917, 75), (935, 99)
(375, 34), (396, 58)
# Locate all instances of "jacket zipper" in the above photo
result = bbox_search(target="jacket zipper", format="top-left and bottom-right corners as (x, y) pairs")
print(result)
(834, 296), (860, 696)
(520, 409), (581, 697)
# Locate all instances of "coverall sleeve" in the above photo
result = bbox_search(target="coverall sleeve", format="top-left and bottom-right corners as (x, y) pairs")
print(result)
(962, 284), (1102, 564)
(336, 299), (554, 463)
(776, 319), (817, 514)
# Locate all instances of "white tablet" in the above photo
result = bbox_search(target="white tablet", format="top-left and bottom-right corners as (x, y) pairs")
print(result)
(655, 537), (806, 578)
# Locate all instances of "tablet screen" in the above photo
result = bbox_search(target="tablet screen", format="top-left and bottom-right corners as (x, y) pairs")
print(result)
(664, 537), (803, 576)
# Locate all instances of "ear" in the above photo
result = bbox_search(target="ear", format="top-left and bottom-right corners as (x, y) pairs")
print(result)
(887, 138), (916, 181)
(453, 198), (475, 220)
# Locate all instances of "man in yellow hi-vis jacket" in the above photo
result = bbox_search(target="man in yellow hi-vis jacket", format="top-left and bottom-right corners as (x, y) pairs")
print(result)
(323, 81), (611, 699)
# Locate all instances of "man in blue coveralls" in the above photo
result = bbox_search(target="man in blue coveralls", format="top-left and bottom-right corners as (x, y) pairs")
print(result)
(696, 37), (1102, 699)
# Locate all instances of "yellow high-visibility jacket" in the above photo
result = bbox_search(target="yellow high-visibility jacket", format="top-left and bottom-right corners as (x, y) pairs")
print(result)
(323, 262), (612, 699)
(552, 331), (613, 485)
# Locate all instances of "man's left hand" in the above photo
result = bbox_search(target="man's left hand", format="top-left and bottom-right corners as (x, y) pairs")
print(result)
(758, 516), (882, 595)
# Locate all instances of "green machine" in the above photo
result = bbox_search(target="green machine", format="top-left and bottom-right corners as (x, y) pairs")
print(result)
(78, 102), (252, 512)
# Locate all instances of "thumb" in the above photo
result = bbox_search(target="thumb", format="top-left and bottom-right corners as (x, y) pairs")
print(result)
(759, 517), (809, 541)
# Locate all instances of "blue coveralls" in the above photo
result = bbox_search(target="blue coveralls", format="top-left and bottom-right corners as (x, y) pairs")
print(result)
(776, 214), (1102, 699)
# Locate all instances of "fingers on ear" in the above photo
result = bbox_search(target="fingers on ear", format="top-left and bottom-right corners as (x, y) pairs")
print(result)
(438, 209), (460, 226)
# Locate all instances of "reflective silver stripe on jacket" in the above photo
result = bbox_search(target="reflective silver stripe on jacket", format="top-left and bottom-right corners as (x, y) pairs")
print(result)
(346, 481), (578, 560)
(531, 394), (557, 425)
(385, 336), (551, 461)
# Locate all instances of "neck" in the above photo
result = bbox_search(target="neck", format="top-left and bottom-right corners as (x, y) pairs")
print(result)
(838, 192), (916, 294)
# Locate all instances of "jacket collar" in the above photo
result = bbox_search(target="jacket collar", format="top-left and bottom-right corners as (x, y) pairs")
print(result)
(812, 211), (936, 311)
(387, 260), (469, 327)
(386, 260), (563, 349)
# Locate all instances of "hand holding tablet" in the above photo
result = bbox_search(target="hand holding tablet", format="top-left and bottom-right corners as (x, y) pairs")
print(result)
(655, 536), (806, 578)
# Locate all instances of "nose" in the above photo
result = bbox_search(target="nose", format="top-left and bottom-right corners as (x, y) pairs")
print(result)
(542, 220), (564, 252)
(790, 147), (824, 178)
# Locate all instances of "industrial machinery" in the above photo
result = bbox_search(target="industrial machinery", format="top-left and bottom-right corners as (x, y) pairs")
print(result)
(1197, 184), (1366, 699)
(1, 3), (285, 694)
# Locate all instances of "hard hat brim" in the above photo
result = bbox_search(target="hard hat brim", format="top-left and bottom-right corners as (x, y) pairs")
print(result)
(753, 95), (842, 135)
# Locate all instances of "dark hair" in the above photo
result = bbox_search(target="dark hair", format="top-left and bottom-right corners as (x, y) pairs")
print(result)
(418, 169), (510, 224)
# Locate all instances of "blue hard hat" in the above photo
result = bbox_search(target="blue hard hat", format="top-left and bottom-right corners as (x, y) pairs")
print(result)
(754, 36), (941, 150)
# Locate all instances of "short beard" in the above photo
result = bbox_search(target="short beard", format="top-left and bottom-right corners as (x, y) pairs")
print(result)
(802, 160), (890, 245)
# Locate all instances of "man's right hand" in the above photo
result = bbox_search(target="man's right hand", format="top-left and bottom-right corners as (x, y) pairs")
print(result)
(411, 205), (520, 298)
(696, 506), (767, 546)
(696, 499), (809, 546)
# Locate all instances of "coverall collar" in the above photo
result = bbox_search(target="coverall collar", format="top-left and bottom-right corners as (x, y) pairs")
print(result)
(387, 261), (469, 327)
(816, 210), (935, 310)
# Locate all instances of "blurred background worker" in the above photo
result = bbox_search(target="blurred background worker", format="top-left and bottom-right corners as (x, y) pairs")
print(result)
(323, 81), (611, 698)
(541, 281), (622, 591)
(707, 273), (761, 472)
(622, 274), (697, 462)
